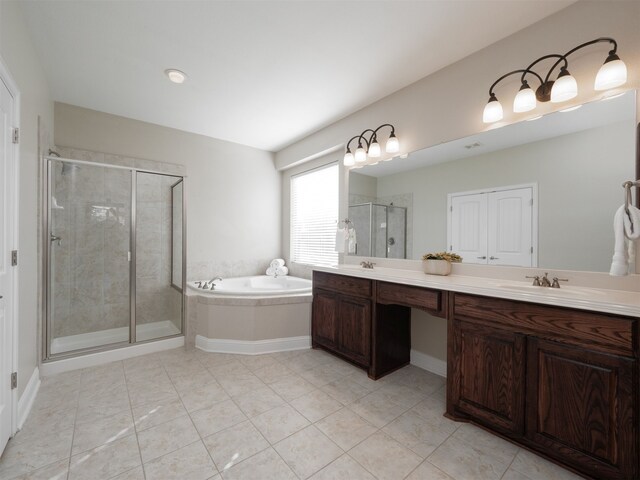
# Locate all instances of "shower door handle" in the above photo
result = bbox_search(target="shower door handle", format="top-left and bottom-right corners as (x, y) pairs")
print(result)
(50, 234), (62, 246)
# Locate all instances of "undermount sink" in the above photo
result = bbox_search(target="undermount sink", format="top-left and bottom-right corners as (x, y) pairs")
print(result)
(490, 283), (602, 298)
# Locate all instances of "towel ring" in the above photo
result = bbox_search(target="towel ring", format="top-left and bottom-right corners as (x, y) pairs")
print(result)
(623, 180), (640, 234)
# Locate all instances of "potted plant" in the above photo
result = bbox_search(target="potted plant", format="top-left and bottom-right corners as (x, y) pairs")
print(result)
(421, 251), (462, 276)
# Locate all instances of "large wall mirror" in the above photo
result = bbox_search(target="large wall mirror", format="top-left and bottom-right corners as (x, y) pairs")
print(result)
(348, 90), (637, 273)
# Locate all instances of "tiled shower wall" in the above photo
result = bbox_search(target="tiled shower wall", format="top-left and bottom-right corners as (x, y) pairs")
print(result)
(136, 172), (182, 329)
(50, 162), (132, 337)
(51, 147), (186, 339)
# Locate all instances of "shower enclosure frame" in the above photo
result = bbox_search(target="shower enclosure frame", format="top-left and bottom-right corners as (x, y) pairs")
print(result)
(349, 202), (408, 258)
(41, 156), (187, 362)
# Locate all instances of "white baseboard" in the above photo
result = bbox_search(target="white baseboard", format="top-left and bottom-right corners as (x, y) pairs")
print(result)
(410, 349), (447, 378)
(51, 320), (180, 354)
(17, 367), (40, 430)
(196, 335), (310, 355)
(40, 336), (184, 377)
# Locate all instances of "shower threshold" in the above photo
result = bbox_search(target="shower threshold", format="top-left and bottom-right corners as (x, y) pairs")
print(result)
(50, 320), (180, 354)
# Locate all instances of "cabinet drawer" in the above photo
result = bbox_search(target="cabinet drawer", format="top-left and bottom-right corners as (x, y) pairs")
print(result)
(313, 271), (372, 298)
(377, 282), (443, 316)
(453, 293), (635, 357)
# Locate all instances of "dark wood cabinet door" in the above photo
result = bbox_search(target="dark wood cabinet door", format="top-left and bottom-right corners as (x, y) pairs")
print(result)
(337, 296), (371, 367)
(453, 320), (526, 435)
(312, 289), (338, 349)
(526, 338), (636, 480)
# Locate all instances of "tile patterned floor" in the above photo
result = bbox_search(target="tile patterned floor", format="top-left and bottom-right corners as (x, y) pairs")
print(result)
(0, 347), (584, 480)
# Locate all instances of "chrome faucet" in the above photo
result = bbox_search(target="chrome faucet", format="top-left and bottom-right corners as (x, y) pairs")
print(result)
(209, 277), (222, 290)
(551, 277), (569, 288)
(360, 261), (375, 269)
(525, 273), (569, 288)
(540, 272), (551, 287)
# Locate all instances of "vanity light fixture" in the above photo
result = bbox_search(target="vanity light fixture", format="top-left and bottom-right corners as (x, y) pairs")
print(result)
(483, 37), (627, 123)
(165, 69), (187, 84)
(343, 124), (400, 166)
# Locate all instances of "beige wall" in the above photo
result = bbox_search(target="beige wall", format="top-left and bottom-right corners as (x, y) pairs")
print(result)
(278, 0), (640, 363)
(0, 1), (54, 397)
(54, 103), (282, 281)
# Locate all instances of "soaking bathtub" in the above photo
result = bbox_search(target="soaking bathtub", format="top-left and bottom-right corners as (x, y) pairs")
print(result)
(186, 275), (313, 354)
(188, 275), (311, 296)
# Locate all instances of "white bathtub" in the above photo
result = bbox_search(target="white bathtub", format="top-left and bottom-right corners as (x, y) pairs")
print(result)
(188, 275), (312, 296)
(187, 274), (313, 354)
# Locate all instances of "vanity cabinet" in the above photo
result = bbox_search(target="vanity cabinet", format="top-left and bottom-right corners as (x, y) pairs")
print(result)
(451, 319), (526, 436)
(448, 293), (639, 480)
(312, 271), (372, 368)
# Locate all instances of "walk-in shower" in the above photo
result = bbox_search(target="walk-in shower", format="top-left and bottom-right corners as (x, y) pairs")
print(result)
(42, 157), (186, 360)
(349, 202), (407, 258)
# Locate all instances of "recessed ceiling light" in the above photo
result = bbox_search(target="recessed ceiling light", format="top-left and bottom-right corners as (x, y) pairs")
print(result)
(165, 69), (187, 84)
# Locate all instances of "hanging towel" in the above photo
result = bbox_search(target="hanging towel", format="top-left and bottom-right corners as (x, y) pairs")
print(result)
(610, 205), (640, 276)
(347, 227), (357, 254)
(623, 204), (640, 240)
(335, 227), (346, 253)
(270, 258), (285, 268)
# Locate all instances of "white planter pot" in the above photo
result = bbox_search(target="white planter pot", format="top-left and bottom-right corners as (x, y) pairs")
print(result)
(422, 259), (452, 276)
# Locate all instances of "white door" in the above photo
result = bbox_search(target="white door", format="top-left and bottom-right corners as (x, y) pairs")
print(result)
(450, 193), (488, 264)
(0, 76), (16, 455)
(487, 188), (533, 267)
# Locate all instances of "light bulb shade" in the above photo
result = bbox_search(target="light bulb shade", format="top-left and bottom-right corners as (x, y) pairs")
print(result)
(482, 95), (503, 123)
(343, 151), (355, 166)
(355, 146), (367, 163)
(594, 54), (627, 91)
(513, 83), (536, 113)
(385, 135), (399, 154)
(550, 68), (577, 103)
(368, 141), (381, 157)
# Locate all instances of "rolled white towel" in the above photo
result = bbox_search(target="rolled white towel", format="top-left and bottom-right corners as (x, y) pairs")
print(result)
(270, 258), (285, 268)
(610, 205), (631, 276)
(275, 266), (288, 276)
(266, 266), (276, 276)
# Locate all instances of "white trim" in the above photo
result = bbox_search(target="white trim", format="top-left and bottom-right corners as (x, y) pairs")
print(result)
(410, 349), (447, 378)
(0, 53), (21, 437)
(50, 320), (180, 354)
(16, 368), (40, 430)
(196, 335), (311, 355)
(40, 336), (184, 377)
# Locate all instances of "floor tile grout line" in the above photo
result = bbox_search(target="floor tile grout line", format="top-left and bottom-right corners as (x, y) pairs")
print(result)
(499, 446), (522, 480)
(123, 360), (148, 480)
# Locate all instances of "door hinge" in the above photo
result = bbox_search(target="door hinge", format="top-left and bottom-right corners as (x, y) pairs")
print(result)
(529, 198), (533, 206)
(530, 246), (534, 254)
(11, 250), (17, 266)
(12, 128), (19, 144)
(450, 206), (453, 212)
(11, 372), (17, 390)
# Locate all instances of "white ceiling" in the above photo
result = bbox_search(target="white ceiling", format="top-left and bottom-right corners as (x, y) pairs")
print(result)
(20, 1), (574, 152)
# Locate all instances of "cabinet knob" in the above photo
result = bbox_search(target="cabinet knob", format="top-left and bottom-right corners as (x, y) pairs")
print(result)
(489, 256), (499, 260)
(477, 256), (487, 259)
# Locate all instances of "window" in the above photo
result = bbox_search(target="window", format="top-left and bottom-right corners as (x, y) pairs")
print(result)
(291, 163), (339, 266)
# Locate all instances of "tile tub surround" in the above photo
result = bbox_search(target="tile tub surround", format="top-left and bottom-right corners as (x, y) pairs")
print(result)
(188, 290), (312, 350)
(0, 347), (584, 480)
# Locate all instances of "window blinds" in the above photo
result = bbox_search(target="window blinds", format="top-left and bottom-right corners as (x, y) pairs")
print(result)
(290, 163), (339, 267)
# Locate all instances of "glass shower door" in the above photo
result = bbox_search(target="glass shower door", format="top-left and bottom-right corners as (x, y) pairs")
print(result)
(48, 160), (132, 355)
(135, 172), (183, 342)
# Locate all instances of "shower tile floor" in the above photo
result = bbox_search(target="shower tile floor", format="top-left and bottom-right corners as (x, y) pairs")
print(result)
(0, 347), (582, 480)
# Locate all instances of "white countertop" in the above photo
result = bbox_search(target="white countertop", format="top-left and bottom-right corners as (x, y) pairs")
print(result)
(313, 264), (640, 318)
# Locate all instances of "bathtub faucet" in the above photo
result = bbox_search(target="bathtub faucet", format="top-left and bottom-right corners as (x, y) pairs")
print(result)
(209, 277), (222, 290)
